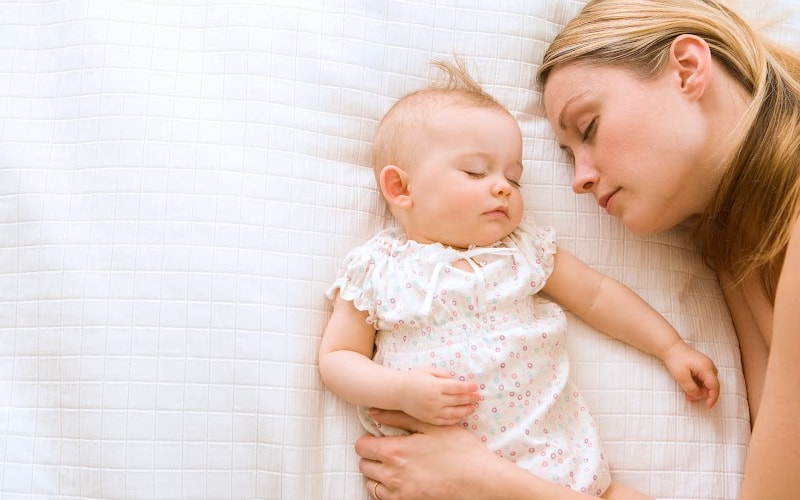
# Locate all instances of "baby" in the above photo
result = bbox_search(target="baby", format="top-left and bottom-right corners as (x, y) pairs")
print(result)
(318, 61), (720, 495)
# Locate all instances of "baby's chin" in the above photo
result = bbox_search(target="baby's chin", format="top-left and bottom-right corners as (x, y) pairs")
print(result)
(446, 232), (514, 250)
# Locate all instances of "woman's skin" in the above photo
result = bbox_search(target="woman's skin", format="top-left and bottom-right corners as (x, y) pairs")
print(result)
(542, 35), (771, 422)
(739, 218), (800, 496)
(542, 31), (800, 499)
(358, 409), (653, 500)
(544, 36), (749, 237)
(353, 31), (800, 500)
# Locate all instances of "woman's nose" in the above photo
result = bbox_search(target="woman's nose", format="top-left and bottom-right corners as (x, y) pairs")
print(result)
(571, 157), (598, 194)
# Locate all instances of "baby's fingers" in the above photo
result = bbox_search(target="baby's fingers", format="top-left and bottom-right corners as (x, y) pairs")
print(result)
(440, 378), (479, 397)
(443, 390), (482, 407)
(695, 368), (720, 408)
(433, 400), (479, 425)
(428, 390), (481, 425)
(674, 368), (706, 399)
(705, 385), (720, 408)
(679, 379), (704, 400)
(678, 368), (720, 409)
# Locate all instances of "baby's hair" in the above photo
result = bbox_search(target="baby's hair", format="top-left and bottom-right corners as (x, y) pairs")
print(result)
(371, 59), (508, 181)
(428, 59), (499, 105)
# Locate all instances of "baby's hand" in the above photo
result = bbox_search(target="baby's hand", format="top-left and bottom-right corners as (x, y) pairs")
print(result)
(398, 367), (481, 425)
(663, 342), (720, 408)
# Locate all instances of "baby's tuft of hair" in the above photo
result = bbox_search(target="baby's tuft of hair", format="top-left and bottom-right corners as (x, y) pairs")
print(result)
(371, 59), (508, 182)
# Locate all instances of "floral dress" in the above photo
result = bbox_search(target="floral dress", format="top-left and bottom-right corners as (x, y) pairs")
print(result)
(326, 221), (611, 495)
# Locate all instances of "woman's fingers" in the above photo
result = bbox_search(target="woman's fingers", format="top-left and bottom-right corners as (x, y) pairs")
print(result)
(366, 479), (390, 500)
(355, 433), (382, 462)
(358, 453), (384, 485)
(368, 408), (434, 434)
(355, 436), (399, 499)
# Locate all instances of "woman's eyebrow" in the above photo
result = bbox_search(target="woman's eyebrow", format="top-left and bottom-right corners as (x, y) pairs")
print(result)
(557, 91), (590, 130)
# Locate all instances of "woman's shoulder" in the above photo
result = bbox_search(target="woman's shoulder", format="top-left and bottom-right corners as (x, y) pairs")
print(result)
(776, 216), (800, 303)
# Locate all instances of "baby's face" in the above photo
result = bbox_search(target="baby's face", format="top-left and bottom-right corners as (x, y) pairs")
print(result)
(402, 105), (524, 249)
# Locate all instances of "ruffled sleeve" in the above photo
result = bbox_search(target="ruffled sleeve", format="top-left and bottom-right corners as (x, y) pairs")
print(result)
(506, 218), (557, 282)
(325, 231), (394, 325)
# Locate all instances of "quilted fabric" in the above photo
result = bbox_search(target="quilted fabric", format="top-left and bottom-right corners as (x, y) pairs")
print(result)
(0, 1), (797, 498)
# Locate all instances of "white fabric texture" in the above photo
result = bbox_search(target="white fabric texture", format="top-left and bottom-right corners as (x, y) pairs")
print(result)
(0, 1), (797, 499)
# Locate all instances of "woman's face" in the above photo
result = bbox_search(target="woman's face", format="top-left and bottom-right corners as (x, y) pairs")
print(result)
(542, 62), (713, 235)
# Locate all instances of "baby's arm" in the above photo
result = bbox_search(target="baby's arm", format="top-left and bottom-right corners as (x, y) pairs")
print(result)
(318, 294), (481, 425)
(542, 248), (720, 408)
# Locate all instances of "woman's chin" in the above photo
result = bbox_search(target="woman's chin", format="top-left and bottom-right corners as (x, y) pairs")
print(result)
(621, 213), (679, 237)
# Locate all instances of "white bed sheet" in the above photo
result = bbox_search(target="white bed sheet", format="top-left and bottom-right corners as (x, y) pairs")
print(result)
(0, 1), (797, 499)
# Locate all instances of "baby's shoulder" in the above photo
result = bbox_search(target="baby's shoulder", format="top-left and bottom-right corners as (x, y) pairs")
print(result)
(506, 219), (556, 251)
(339, 227), (409, 265)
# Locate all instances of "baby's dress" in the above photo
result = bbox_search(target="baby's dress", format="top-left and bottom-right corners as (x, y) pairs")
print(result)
(326, 221), (612, 495)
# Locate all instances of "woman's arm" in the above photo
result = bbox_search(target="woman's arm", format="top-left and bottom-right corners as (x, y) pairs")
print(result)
(318, 295), (479, 425)
(719, 279), (769, 423)
(543, 249), (719, 407)
(740, 218), (800, 497)
(355, 409), (652, 500)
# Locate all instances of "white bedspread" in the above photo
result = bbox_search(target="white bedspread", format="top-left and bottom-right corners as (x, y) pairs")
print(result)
(1, 1), (797, 498)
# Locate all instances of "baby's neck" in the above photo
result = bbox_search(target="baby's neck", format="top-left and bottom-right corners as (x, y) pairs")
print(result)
(452, 259), (474, 272)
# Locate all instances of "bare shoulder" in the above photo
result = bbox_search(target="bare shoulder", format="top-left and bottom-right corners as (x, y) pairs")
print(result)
(775, 217), (800, 311)
(740, 217), (800, 496)
(770, 215), (800, 375)
(769, 216), (800, 361)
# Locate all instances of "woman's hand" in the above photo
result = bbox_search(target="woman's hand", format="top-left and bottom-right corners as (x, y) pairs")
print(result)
(354, 409), (495, 500)
(353, 409), (653, 500)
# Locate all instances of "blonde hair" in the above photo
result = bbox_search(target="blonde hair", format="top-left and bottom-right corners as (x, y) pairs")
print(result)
(371, 60), (508, 181)
(537, 0), (800, 300)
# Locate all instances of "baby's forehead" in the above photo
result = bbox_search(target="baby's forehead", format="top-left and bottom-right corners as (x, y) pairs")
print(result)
(391, 90), (461, 117)
(391, 91), (506, 131)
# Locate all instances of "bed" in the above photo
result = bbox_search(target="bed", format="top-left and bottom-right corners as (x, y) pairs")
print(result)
(1, 1), (798, 498)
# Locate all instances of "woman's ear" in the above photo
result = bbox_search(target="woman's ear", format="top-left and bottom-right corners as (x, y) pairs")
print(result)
(669, 34), (712, 100)
(379, 165), (412, 209)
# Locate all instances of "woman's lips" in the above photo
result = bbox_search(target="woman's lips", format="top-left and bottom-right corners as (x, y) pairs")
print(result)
(598, 189), (620, 212)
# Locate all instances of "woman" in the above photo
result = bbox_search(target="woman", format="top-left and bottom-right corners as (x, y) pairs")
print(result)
(354, 0), (800, 498)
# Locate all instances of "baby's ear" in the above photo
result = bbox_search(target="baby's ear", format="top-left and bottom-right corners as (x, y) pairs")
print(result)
(379, 165), (412, 208)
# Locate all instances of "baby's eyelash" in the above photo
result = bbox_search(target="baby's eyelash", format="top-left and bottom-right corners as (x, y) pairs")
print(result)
(582, 118), (597, 141)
